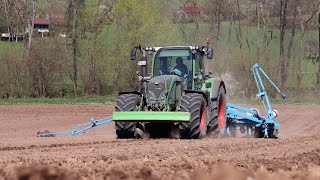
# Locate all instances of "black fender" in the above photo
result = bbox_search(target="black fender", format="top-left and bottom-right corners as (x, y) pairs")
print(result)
(118, 91), (142, 96)
(183, 90), (210, 105)
(118, 91), (143, 107)
(211, 78), (226, 100)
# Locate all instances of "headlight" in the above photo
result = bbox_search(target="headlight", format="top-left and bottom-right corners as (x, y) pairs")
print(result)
(148, 91), (156, 99)
(159, 90), (167, 99)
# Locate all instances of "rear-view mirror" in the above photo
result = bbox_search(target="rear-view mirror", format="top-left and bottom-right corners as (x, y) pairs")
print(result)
(207, 48), (213, 59)
(130, 48), (137, 60)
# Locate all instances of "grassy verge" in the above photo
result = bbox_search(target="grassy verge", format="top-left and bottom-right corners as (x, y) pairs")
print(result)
(0, 96), (319, 105)
(0, 96), (116, 105)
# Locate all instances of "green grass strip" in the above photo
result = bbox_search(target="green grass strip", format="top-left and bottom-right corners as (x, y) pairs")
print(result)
(0, 97), (116, 105)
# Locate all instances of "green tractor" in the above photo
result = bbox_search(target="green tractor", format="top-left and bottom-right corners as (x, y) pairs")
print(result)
(113, 41), (227, 139)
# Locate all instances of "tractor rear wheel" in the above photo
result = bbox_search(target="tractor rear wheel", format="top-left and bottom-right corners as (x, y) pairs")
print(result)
(179, 93), (207, 139)
(115, 94), (141, 139)
(207, 86), (227, 137)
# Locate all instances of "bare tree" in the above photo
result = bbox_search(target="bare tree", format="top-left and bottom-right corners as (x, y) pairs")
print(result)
(71, 0), (78, 97)
(21, 0), (36, 57)
(279, 0), (288, 91)
(296, 1), (320, 96)
(226, 0), (233, 54)
(0, 0), (12, 40)
(83, 0), (114, 95)
(208, 0), (222, 44)
(66, 0), (84, 97)
(235, 0), (242, 49)
(284, 3), (298, 91)
(256, 0), (261, 63)
(11, 0), (36, 96)
(296, 5), (306, 97)
(316, 12), (320, 95)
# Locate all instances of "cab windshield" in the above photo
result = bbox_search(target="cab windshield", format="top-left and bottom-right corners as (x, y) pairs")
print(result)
(153, 49), (192, 77)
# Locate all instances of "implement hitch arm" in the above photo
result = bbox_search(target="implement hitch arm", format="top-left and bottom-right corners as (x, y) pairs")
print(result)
(37, 116), (113, 137)
(251, 63), (286, 119)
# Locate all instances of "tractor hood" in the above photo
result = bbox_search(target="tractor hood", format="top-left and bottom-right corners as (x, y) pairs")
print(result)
(148, 75), (181, 100)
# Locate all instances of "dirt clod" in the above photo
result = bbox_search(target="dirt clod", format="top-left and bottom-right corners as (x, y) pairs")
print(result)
(0, 169), (7, 180)
(102, 169), (129, 180)
(15, 165), (78, 180)
(136, 167), (160, 180)
(37, 130), (56, 137)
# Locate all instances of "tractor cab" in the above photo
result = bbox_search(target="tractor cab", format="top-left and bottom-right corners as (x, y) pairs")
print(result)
(152, 46), (207, 90)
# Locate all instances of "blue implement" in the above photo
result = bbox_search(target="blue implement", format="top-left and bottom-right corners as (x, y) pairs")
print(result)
(37, 116), (113, 137)
(226, 64), (284, 138)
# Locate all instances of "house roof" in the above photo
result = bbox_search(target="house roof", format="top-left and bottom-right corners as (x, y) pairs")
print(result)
(180, 6), (204, 14)
(179, 6), (211, 14)
(34, 18), (50, 25)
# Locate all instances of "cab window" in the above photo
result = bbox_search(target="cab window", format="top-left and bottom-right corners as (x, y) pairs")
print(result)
(153, 49), (192, 77)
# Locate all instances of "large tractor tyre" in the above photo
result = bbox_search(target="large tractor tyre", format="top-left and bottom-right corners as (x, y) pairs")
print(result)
(115, 94), (141, 139)
(179, 93), (207, 139)
(207, 86), (227, 137)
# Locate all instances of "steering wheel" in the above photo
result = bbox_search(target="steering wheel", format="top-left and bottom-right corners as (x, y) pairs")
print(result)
(170, 69), (182, 76)
(159, 69), (169, 75)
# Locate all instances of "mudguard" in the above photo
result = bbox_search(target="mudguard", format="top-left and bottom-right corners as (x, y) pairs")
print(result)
(201, 78), (226, 100)
(119, 91), (141, 96)
(184, 90), (209, 99)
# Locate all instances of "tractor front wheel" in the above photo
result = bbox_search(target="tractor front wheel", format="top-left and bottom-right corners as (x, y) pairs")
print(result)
(114, 94), (141, 139)
(207, 86), (227, 137)
(179, 93), (207, 139)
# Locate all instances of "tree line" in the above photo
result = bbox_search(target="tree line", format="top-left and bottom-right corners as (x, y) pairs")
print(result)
(0, 0), (319, 98)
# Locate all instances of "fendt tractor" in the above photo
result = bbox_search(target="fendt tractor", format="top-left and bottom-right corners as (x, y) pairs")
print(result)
(113, 40), (227, 139)
(36, 41), (283, 138)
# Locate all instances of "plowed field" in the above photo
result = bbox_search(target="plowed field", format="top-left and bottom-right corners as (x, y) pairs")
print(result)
(0, 104), (319, 180)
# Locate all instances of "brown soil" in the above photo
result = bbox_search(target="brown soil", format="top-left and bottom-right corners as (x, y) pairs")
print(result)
(0, 104), (320, 180)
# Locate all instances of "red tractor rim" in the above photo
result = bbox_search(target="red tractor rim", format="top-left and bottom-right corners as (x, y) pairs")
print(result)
(218, 96), (225, 129)
(199, 104), (205, 131)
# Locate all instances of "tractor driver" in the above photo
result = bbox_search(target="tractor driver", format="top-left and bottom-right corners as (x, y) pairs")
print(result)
(172, 57), (188, 77)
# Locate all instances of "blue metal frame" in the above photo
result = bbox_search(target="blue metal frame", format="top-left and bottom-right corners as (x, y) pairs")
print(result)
(37, 116), (113, 137)
(226, 63), (285, 138)
(251, 63), (286, 119)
